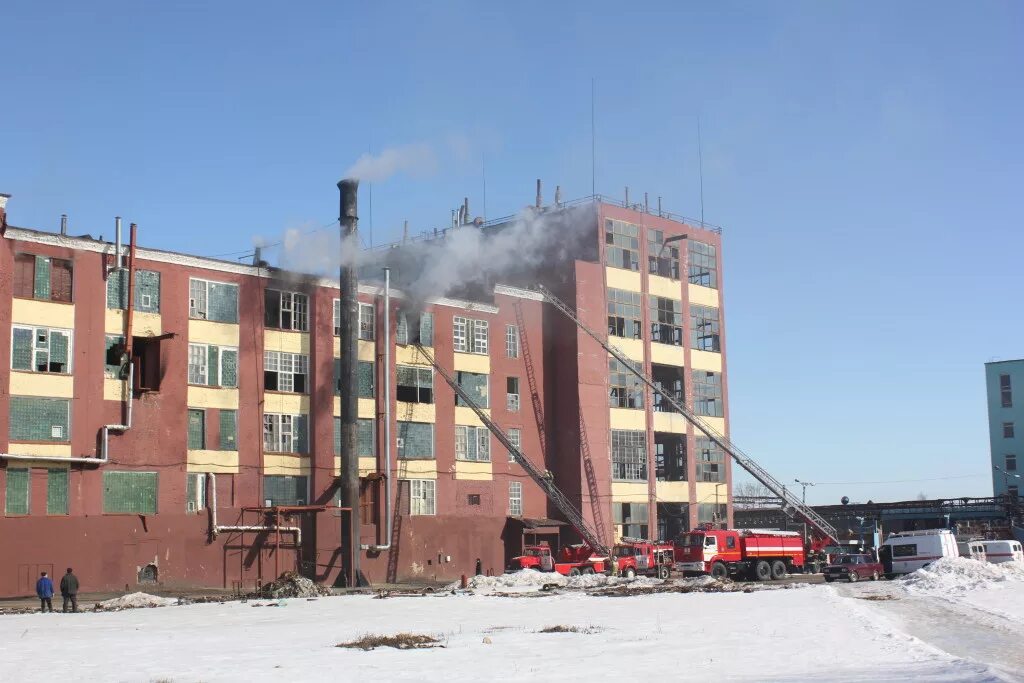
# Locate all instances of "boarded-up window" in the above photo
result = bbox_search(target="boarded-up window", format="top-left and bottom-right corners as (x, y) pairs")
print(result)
(359, 479), (377, 525)
(187, 409), (205, 450)
(103, 471), (158, 514)
(5, 468), (29, 515)
(47, 469), (69, 515)
(219, 410), (237, 451)
(12, 254), (35, 298)
(9, 397), (70, 442)
(397, 421), (433, 459)
(263, 475), (308, 506)
(106, 269), (161, 312)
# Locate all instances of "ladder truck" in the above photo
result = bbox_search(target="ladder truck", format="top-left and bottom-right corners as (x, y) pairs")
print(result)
(535, 285), (840, 571)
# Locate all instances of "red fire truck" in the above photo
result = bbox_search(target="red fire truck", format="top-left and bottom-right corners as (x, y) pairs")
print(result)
(510, 542), (609, 576)
(612, 538), (675, 579)
(674, 526), (806, 581)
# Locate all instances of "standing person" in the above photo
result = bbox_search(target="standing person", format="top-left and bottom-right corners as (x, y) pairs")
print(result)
(35, 571), (54, 613)
(60, 568), (79, 613)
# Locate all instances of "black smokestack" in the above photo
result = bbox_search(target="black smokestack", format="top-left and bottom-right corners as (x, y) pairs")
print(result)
(337, 178), (364, 586)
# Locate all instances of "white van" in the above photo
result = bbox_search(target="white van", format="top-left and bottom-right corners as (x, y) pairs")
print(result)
(879, 529), (959, 576)
(957, 540), (987, 562)
(981, 540), (1024, 565)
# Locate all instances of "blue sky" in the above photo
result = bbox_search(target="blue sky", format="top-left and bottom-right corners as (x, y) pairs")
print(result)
(3, 2), (1021, 504)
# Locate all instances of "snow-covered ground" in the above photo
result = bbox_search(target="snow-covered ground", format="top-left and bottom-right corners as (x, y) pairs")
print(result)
(1, 562), (1021, 683)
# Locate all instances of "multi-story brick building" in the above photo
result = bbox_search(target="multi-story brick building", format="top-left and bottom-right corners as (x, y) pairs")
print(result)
(0, 190), (729, 597)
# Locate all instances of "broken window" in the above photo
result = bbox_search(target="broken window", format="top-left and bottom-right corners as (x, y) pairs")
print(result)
(12, 254), (73, 303)
(611, 430), (647, 481)
(655, 433), (687, 482)
(647, 229), (681, 279)
(506, 325), (519, 358)
(509, 482), (523, 516)
(265, 289), (309, 332)
(613, 502), (648, 539)
(688, 241), (718, 289)
(397, 421), (434, 459)
(186, 473), (207, 513)
(690, 304), (721, 352)
(132, 335), (166, 392)
(189, 278), (238, 323)
(609, 358), (643, 409)
(456, 371), (488, 408)
(692, 370), (723, 417)
(696, 437), (725, 483)
(506, 377), (520, 412)
(507, 427), (522, 462)
(105, 335), (126, 379)
(11, 325), (71, 374)
(697, 503), (727, 526)
(187, 409), (206, 449)
(396, 365), (433, 403)
(264, 351), (309, 393)
(649, 296), (683, 346)
(262, 413), (308, 453)
(453, 316), (488, 354)
(657, 502), (690, 542)
(333, 359), (374, 398)
(359, 302), (374, 340)
(1001, 374), (1013, 408)
(652, 364), (684, 413)
(455, 425), (491, 462)
(405, 479), (436, 515)
(9, 397), (70, 443)
(605, 219), (640, 271)
(607, 288), (642, 339)
(107, 269), (161, 312)
(188, 343), (238, 387)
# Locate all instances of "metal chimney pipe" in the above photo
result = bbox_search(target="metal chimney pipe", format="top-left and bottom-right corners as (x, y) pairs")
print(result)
(644, 192), (649, 214)
(463, 197), (469, 224)
(403, 220), (409, 242)
(658, 196), (662, 217)
(115, 217), (123, 269)
(60, 214), (68, 236)
(625, 186), (630, 207)
(535, 179), (542, 208)
(337, 177), (363, 587)
(555, 185), (562, 206)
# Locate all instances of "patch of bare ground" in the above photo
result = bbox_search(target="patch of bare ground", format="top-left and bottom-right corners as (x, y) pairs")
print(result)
(537, 625), (601, 634)
(337, 633), (443, 651)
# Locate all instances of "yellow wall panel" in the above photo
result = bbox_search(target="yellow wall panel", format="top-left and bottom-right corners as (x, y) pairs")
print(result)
(395, 459), (437, 479)
(610, 481), (649, 503)
(358, 398), (376, 419)
(650, 343), (685, 367)
(609, 408), (646, 430)
(189, 320), (240, 346)
(264, 329), (310, 354)
(454, 406), (487, 427)
(357, 456), (378, 476)
(264, 454), (310, 476)
(395, 402), (435, 423)
(188, 386), (240, 410)
(653, 411), (687, 434)
(263, 393), (310, 414)
(11, 299), (75, 328)
(7, 443), (72, 457)
(690, 349), (722, 373)
(9, 372), (74, 398)
(105, 309), (162, 336)
(689, 285), (719, 308)
(696, 416), (727, 436)
(605, 267), (642, 292)
(695, 481), (729, 506)
(656, 481), (690, 503)
(648, 274), (682, 299)
(455, 460), (493, 481)
(396, 345), (432, 365)
(104, 378), (129, 402)
(187, 450), (240, 474)
(357, 340), (376, 362)
(453, 352), (490, 374)
(610, 337), (645, 362)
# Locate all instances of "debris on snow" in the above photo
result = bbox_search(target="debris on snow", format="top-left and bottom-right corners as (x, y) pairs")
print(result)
(900, 557), (1024, 594)
(95, 592), (179, 611)
(258, 572), (332, 599)
(446, 569), (663, 595)
(337, 633), (443, 651)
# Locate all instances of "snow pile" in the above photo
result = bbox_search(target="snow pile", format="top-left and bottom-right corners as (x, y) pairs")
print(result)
(447, 569), (662, 594)
(95, 592), (178, 611)
(901, 557), (1024, 594)
(260, 571), (333, 599)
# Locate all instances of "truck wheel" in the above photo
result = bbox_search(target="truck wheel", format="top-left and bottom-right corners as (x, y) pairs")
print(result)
(710, 562), (728, 579)
(624, 568), (636, 579)
(847, 571), (858, 583)
(754, 561), (772, 581)
(871, 571), (879, 581)
(657, 565), (670, 580)
(825, 577), (834, 583)
(582, 567), (595, 576)
(568, 568), (581, 577)
(770, 560), (787, 580)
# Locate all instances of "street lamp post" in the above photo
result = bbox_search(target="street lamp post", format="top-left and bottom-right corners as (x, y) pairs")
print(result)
(994, 465), (1022, 497)
(794, 479), (815, 546)
(713, 482), (727, 528)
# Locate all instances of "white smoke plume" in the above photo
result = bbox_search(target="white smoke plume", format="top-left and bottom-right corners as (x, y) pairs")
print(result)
(343, 142), (437, 183)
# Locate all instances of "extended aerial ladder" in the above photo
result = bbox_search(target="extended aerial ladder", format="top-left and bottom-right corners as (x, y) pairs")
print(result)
(413, 343), (610, 557)
(536, 285), (840, 547)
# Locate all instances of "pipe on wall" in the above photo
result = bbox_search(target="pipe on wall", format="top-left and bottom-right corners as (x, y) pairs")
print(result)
(207, 473), (301, 543)
(362, 267), (393, 552)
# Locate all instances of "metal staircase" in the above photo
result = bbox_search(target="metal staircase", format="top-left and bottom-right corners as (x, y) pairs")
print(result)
(536, 285), (840, 545)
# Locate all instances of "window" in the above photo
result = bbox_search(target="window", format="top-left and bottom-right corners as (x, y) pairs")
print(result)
(507, 427), (522, 462)
(1007, 454), (1017, 472)
(696, 437), (725, 482)
(406, 479), (436, 515)
(333, 299), (341, 336)
(103, 471), (158, 514)
(613, 503), (648, 539)
(611, 430), (647, 481)
(1005, 423), (1015, 439)
(605, 219), (640, 270)
(607, 288), (642, 339)
(609, 358), (643, 409)
(468, 494), (481, 506)
(650, 297), (683, 346)
(506, 377), (520, 412)
(265, 351), (309, 393)
(455, 425), (491, 462)
(509, 482), (523, 516)
(189, 278), (239, 323)
(13, 254), (73, 303)
(188, 344), (239, 387)
(5, 468), (29, 516)
(9, 397), (70, 442)
(334, 418), (375, 456)
(397, 421), (434, 459)
(359, 302), (375, 340)
(655, 433), (687, 482)
(453, 317), (488, 354)
(456, 371), (489, 408)
(263, 476), (308, 506)
(334, 360), (375, 398)
(47, 469), (69, 515)
(891, 544), (918, 558)
(265, 289), (309, 332)
(11, 326), (71, 373)
(652, 364), (684, 413)
(186, 473), (207, 513)
(506, 325), (519, 358)
(263, 413), (308, 453)
(107, 269), (161, 312)
(132, 335), (165, 392)
(397, 366), (433, 403)
(187, 409), (206, 449)
(688, 241), (718, 288)
(1009, 485), (1019, 497)
(105, 335), (126, 378)
(693, 370), (723, 417)
(697, 503), (727, 525)
(1001, 374), (1013, 408)
(359, 480), (378, 525)
(648, 229), (681, 279)
(690, 305), (721, 352)
(395, 310), (435, 346)
(220, 410), (238, 451)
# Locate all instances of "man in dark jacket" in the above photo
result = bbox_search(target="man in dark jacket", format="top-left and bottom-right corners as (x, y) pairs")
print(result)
(35, 571), (54, 612)
(60, 568), (79, 613)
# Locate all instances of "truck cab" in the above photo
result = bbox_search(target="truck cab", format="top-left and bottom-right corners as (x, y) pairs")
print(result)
(510, 543), (554, 572)
(613, 539), (674, 579)
(674, 529), (742, 576)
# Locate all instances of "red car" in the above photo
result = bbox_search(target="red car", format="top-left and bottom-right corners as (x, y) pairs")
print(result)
(823, 554), (883, 582)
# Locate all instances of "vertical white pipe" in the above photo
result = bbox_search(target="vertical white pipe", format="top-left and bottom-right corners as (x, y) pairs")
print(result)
(380, 268), (393, 548)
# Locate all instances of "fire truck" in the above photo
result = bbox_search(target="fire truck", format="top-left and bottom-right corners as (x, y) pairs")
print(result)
(510, 538), (675, 578)
(675, 526), (806, 580)
(510, 542), (609, 576)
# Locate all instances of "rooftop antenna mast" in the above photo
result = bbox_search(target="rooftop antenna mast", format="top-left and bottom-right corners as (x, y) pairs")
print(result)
(591, 78), (597, 196)
(482, 152), (487, 220)
(697, 117), (705, 227)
